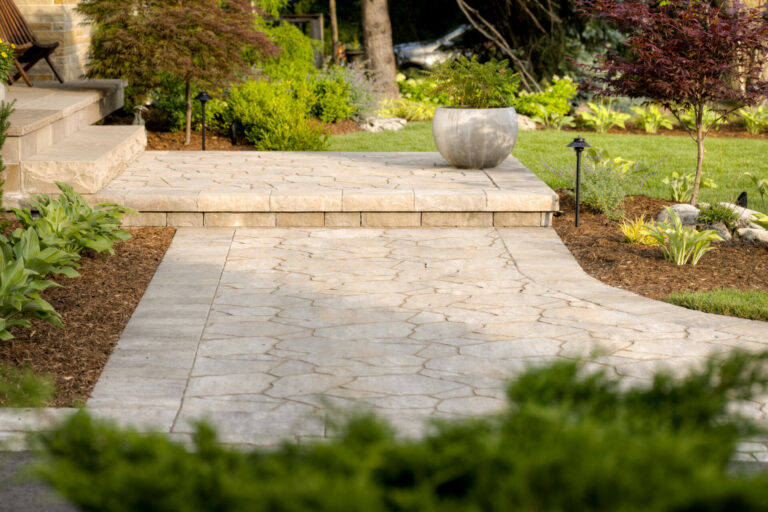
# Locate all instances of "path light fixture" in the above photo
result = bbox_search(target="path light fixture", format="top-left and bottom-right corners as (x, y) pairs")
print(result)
(566, 135), (591, 227)
(195, 91), (212, 151)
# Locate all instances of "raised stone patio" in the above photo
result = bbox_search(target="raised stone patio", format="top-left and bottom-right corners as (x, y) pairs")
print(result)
(83, 152), (558, 228)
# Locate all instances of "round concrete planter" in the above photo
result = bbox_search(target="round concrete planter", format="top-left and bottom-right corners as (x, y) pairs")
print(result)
(432, 106), (518, 169)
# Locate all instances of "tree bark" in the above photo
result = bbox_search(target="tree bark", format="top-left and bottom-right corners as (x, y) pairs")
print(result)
(184, 80), (192, 146)
(691, 108), (705, 205)
(330, 0), (339, 66)
(361, 0), (398, 98)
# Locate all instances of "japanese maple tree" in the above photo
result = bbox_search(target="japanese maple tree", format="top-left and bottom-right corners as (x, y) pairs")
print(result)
(579, 0), (768, 204)
(78, 0), (278, 145)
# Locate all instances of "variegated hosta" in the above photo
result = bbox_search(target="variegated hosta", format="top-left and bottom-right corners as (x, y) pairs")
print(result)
(643, 208), (722, 265)
(752, 212), (768, 230)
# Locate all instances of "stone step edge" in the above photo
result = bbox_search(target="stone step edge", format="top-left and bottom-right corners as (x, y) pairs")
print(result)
(121, 211), (554, 228)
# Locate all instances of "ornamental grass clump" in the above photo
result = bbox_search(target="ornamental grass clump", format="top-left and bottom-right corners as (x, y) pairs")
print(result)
(644, 208), (722, 265)
(620, 216), (660, 245)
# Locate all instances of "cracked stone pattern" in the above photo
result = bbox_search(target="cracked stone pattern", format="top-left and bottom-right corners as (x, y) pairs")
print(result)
(78, 227), (768, 447)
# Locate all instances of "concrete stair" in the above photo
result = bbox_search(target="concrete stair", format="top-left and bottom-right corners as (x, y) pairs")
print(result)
(2, 80), (146, 199)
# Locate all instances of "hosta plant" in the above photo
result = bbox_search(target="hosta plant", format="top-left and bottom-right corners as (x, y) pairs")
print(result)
(744, 172), (767, 208)
(679, 106), (727, 133)
(620, 216), (660, 245)
(630, 105), (674, 134)
(738, 106), (768, 135)
(662, 172), (717, 202)
(644, 208), (722, 265)
(752, 212), (768, 230)
(531, 104), (575, 130)
(1, 228), (80, 279)
(577, 101), (631, 133)
(13, 182), (134, 255)
(0, 251), (61, 341)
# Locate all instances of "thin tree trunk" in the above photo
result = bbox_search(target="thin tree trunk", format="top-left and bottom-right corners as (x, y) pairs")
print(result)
(690, 108), (705, 205)
(184, 80), (192, 146)
(361, 0), (398, 98)
(330, 0), (339, 66)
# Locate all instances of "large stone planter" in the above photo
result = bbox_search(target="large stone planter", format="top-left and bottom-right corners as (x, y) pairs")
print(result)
(432, 106), (518, 169)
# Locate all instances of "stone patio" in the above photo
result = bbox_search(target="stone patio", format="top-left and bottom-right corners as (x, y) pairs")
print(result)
(83, 152), (558, 228)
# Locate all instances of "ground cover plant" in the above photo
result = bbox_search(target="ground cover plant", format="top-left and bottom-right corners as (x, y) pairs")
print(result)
(666, 289), (768, 322)
(35, 351), (768, 511)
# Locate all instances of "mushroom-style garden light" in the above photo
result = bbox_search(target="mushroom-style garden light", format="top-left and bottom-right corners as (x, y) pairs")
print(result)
(195, 91), (212, 151)
(566, 135), (591, 227)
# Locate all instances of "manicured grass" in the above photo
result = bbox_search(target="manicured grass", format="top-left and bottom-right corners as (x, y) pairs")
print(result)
(328, 123), (768, 212)
(666, 288), (768, 321)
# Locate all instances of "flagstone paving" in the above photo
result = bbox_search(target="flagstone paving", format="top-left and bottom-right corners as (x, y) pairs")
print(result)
(75, 226), (768, 449)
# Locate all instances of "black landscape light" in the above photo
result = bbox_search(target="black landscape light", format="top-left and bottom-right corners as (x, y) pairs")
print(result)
(566, 135), (591, 227)
(195, 91), (212, 151)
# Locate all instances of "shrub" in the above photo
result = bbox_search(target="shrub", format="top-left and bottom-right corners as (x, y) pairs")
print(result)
(227, 80), (329, 151)
(513, 75), (577, 117)
(13, 182), (134, 256)
(0, 364), (54, 407)
(662, 172), (718, 202)
(332, 66), (379, 120)
(397, 73), (449, 105)
(738, 106), (768, 135)
(378, 98), (436, 122)
(631, 104), (674, 134)
(36, 351), (768, 511)
(696, 203), (738, 229)
(578, 101), (631, 133)
(644, 207), (722, 265)
(430, 56), (519, 108)
(311, 71), (355, 123)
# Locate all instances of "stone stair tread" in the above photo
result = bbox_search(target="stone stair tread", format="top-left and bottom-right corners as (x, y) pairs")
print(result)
(26, 125), (144, 162)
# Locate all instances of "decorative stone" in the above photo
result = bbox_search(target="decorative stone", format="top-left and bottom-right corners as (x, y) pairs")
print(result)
(699, 222), (731, 242)
(358, 116), (407, 133)
(737, 228), (768, 245)
(517, 114), (537, 131)
(656, 204), (700, 225)
(719, 202), (765, 229)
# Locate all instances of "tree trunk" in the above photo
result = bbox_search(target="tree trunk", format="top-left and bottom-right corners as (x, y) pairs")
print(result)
(690, 108), (705, 205)
(361, 0), (398, 98)
(330, 0), (339, 66)
(184, 80), (192, 146)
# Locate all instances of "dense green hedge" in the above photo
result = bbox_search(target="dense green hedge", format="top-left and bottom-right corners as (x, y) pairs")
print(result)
(36, 352), (768, 511)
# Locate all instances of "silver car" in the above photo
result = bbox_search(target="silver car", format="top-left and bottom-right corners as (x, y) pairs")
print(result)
(393, 25), (475, 70)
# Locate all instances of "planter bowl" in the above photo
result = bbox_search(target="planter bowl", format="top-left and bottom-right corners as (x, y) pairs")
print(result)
(432, 106), (518, 169)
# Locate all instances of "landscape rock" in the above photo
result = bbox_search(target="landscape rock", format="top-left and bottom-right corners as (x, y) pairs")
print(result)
(719, 202), (763, 229)
(358, 116), (407, 133)
(656, 204), (700, 226)
(517, 114), (538, 131)
(737, 228), (768, 246)
(700, 222), (731, 242)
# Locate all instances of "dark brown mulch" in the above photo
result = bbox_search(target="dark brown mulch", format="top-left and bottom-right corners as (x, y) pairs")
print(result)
(553, 192), (768, 300)
(0, 228), (175, 406)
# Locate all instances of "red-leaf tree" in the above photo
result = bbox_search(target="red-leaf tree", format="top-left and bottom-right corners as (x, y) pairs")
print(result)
(78, 0), (279, 145)
(579, 0), (768, 204)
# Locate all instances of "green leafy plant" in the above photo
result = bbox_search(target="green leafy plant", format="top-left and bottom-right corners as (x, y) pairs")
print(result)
(310, 71), (355, 123)
(578, 101), (631, 133)
(620, 216), (660, 245)
(644, 208), (722, 265)
(35, 351), (768, 511)
(738, 105), (768, 135)
(531, 103), (575, 130)
(430, 56), (520, 108)
(13, 182), (134, 255)
(1, 228), (80, 279)
(226, 80), (329, 151)
(679, 106), (727, 132)
(0, 251), (61, 341)
(513, 75), (577, 117)
(662, 171), (718, 202)
(744, 172), (768, 209)
(0, 364), (54, 407)
(396, 72), (449, 105)
(751, 212), (768, 230)
(377, 98), (436, 122)
(696, 203), (739, 229)
(631, 104), (674, 134)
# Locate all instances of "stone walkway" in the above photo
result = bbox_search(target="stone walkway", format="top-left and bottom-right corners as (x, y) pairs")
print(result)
(76, 226), (768, 449)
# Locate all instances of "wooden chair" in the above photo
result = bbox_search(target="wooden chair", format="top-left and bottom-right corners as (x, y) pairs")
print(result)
(0, 0), (64, 86)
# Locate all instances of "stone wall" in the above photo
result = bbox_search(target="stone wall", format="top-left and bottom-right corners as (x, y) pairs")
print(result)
(13, 0), (90, 82)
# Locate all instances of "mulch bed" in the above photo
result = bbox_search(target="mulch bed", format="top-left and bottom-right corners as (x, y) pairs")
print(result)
(553, 192), (768, 300)
(0, 228), (175, 406)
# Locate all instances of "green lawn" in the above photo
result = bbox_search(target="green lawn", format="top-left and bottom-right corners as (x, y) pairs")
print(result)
(666, 288), (768, 321)
(328, 122), (768, 212)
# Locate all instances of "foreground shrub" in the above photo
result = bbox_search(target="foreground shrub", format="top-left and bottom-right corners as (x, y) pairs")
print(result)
(227, 80), (329, 151)
(667, 288), (768, 321)
(0, 364), (53, 406)
(36, 352), (768, 511)
(13, 182), (133, 255)
(513, 75), (577, 118)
